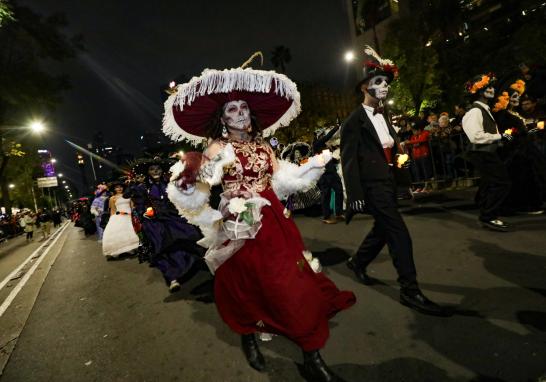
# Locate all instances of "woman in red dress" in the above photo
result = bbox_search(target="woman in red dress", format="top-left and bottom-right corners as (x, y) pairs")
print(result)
(164, 62), (355, 382)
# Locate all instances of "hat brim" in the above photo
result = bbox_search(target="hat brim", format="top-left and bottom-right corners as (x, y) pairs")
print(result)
(280, 142), (311, 161)
(163, 68), (301, 144)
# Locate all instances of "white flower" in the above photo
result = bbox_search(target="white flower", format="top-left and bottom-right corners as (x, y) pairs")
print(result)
(228, 197), (248, 215)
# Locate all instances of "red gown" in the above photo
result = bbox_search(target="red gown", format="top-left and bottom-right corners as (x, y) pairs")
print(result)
(214, 140), (356, 351)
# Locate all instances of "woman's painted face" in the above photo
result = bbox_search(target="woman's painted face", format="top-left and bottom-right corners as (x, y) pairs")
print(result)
(115, 185), (123, 194)
(148, 165), (163, 180)
(221, 100), (251, 131)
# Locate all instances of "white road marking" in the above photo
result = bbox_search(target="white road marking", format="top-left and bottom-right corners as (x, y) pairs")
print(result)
(0, 221), (69, 291)
(0, 222), (71, 317)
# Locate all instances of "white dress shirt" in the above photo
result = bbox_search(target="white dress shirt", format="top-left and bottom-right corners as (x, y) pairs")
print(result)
(462, 101), (501, 144)
(362, 104), (395, 148)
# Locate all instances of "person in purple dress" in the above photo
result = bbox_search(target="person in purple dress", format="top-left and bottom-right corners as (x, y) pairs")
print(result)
(126, 157), (204, 292)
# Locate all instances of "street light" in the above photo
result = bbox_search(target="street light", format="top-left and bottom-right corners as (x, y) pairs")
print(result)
(62, 180), (66, 184)
(8, 184), (15, 189)
(64, 185), (69, 189)
(51, 158), (57, 164)
(387, 99), (394, 105)
(58, 173), (63, 177)
(344, 51), (355, 63)
(28, 120), (46, 134)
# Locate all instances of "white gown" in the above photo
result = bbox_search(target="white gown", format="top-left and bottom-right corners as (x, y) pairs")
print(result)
(102, 196), (139, 257)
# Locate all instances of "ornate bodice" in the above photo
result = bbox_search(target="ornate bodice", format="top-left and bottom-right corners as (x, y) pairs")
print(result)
(222, 140), (273, 194)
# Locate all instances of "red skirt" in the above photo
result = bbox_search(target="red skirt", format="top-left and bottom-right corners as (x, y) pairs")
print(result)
(214, 188), (356, 351)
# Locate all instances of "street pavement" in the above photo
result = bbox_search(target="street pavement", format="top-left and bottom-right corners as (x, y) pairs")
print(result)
(0, 192), (545, 382)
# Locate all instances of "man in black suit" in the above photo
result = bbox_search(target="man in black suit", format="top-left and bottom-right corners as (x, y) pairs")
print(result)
(341, 46), (445, 316)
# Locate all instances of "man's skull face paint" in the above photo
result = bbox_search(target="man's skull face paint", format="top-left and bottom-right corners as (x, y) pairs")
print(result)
(483, 86), (495, 99)
(148, 164), (163, 180)
(222, 100), (251, 131)
(367, 75), (389, 100)
(509, 91), (520, 107)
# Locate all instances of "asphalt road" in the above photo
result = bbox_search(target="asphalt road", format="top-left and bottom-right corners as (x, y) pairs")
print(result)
(1, 193), (545, 382)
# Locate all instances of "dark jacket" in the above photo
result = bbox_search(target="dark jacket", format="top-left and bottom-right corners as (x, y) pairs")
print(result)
(341, 106), (401, 205)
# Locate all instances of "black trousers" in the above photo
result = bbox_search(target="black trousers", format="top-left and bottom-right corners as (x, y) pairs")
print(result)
(355, 176), (418, 292)
(318, 173), (344, 219)
(466, 150), (511, 221)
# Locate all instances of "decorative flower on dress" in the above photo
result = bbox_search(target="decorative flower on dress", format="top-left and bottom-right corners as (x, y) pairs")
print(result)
(228, 197), (248, 215)
(227, 197), (256, 225)
(493, 91), (510, 112)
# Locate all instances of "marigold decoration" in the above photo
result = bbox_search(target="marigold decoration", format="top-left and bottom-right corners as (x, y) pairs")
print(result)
(467, 75), (492, 94)
(510, 79), (525, 95)
(493, 91), (510, 112)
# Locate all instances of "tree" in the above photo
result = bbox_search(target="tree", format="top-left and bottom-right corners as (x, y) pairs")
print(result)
(0, 0), (14, 26)
(271, 45), (291, 73)
(383, 13), (442, 113)
(0, 1), (82, 212)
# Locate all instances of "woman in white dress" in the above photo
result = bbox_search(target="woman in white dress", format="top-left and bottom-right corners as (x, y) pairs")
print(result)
(102, 183), (140, 259)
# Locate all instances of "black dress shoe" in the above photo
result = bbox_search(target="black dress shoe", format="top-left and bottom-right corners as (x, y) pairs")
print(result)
(303, 350), (345, 382)
(400, 290), (450, 317)
(346, 258), (377, 285)
(479, 219), (509, 232)
(241, 334), (265, 372)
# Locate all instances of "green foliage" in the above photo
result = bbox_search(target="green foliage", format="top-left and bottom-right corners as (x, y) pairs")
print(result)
(0, 2), (83, 122)
(383, 13), (442, 113)
(0, 0), (14, 26)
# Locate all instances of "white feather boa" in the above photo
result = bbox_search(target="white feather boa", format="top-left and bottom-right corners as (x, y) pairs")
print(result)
(271, 158), (325, 200)
(167, 161), (223, 248)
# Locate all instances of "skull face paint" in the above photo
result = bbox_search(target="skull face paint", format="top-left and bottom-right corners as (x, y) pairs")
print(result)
(366, 75), (390, 100)
(483, 86), (495, 99)
(148, 164), (163, 180)
(509, 91), (520, 107)
(221, 100), (251, 131)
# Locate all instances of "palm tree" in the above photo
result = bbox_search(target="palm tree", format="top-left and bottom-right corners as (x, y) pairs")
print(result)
(271, 45), (292, 73)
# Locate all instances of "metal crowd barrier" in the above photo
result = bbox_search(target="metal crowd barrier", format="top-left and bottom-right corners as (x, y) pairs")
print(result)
(402, 132), (477, 190)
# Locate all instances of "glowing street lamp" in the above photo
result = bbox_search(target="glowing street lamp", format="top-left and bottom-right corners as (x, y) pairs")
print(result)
(387, 99), (395, 105)
(344, 51), (355, 63)
(51, 158), (57, 164)
(28, 120), (46, 134)
(58, 173), (63, 177)
(8, 184), (15, 189)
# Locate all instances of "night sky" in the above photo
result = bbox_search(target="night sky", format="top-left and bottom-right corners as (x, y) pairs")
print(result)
(19, 0), (354, 190)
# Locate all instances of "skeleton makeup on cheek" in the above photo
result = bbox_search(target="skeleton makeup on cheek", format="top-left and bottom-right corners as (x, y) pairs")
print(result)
(483, 86), (495, 99)
(366, 75), (390, 100)
(221, 100), (251, 131)
(509, 91), (520, 107)
(148, 164), (163, 180)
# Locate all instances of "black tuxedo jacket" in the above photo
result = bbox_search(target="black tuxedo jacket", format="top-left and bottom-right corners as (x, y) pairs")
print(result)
(340, 105), (401, 205)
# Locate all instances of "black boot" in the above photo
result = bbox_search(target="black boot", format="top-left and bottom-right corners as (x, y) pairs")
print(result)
(303, 350), (344, 382)
(241, 334), (265, 372)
